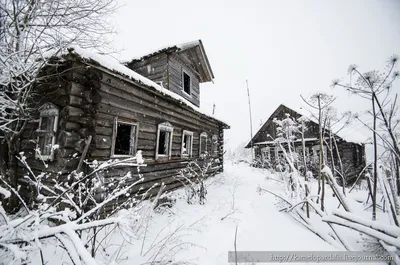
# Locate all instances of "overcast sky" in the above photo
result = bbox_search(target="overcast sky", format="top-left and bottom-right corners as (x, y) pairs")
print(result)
(111, 0), (400, 150)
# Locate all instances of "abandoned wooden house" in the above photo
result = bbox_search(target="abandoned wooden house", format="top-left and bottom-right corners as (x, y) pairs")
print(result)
(16, 40), (229, 209)
(245, 104), (367, 185)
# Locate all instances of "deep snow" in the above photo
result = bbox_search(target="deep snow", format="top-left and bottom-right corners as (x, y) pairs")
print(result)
(34, 162), (388, 265)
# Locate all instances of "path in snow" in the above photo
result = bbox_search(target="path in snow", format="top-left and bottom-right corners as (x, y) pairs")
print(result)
(143, 162), (336, 265)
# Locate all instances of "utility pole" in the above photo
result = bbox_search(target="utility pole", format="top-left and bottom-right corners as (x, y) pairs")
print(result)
(212, 103), (216, 115)
(247, 80), (254, 160)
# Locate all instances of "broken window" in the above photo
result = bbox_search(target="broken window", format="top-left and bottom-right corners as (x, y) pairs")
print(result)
(181, 130), (193, 157)
(199, 132), (208, 157)
(183, 71), (191, 95)
(36, 103), (59, 161)
(156, 122), (173, 159)
(112, 117), (137, 156)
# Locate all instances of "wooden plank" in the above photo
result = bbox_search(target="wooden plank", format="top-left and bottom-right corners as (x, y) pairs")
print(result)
(97, 89), (217, 133)
(97, 71), (220, 130)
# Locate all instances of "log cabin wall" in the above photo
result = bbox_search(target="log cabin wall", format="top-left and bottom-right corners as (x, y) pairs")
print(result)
(87, 62), (225, 212)
(126, 52), (201, 107)
(17, 60), (102, 203)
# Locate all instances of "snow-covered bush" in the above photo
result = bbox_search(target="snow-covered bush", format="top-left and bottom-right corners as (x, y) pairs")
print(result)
(176, 155), (219, 205)
(0, 151), (160, 264)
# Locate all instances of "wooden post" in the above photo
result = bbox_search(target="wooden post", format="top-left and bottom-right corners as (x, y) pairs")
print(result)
(247, 80), (254, 160)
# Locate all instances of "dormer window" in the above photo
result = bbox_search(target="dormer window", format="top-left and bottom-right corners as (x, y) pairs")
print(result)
(182, 71), (191, 95)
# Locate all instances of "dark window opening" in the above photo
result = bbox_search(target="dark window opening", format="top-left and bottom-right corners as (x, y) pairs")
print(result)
(183, 72), (191, 94)
(158, 130), (171, 155)
(115, 123), (135, 155)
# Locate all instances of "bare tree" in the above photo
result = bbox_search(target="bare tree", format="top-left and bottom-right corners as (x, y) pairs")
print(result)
(332, 55), (399, 220)
(0, 0), (116, 210)
(301, 93), (336, 211)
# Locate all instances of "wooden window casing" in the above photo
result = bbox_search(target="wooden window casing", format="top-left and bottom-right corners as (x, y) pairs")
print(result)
(156, 122), (174, 160)
(261, 146), (271, 162)
(275, 146), (285, 163)
(182, 71), (191, 95)
(199, 132), (208, 157)
(35, 103), (59, 161)
(211, 134), (218, 157)
(311, 145), (327, 164)
(181, 130), (193, 158)
(111, 117), (138, 158)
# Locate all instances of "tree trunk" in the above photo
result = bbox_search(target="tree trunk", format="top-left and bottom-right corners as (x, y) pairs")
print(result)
(372, 94), (378, 221)
(3, 138), (20, 212)
(318, 95), (325, 212)
(301, 122), (310, 218)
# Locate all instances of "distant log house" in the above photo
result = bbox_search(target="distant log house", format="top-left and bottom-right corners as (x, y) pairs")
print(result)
(17, 40), (229, 213)
(245, 104), (367, 185)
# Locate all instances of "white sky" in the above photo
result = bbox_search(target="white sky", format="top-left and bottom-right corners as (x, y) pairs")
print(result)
(111, 0), (400, 149)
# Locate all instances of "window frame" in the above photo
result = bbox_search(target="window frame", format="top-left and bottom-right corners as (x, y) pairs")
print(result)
(156, 122), (174, 160)
(311, 144), (327, 164)
(261, 146), (271, 161)
(181, 130), (193, 158)
(199, 132), (208, 157)
(35, 103), (59, 161)
(295, 146), (310, 160)
(111, 117), (139, 158)
(275, 146), (285, 162)
(211, 134), (219, 157)
(182, 70), (191, 96)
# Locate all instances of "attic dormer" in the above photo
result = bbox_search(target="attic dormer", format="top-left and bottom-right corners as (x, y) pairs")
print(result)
(125, 40), (214, 107)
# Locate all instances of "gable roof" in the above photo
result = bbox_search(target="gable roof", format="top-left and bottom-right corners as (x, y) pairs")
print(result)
(126, 40), (214, 83)
(46, 46), (229, 129)
(245, 103), (369, 148)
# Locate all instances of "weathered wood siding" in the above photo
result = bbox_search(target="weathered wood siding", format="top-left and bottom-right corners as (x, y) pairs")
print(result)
(166, 53), (200, 107)
(126, 52), (201, 107)
(92, 68), (219, 161)
(126, 53), (169, 88)
(87, 63), (224, 208)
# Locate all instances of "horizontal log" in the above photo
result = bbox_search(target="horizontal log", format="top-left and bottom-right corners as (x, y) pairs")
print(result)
(59, 130), (81, 148)
(94, 135), (112, 149)
(95, 126), (113, 136)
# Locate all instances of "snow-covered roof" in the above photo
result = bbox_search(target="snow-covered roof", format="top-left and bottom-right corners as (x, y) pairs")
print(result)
(127, 40), (214, 83)
(255, 138), (318, 145)
(129, 40), (202, 61)
(47, 46), (228, 127)
(248, 103), (370, 147)
(287, 104), (370, 145)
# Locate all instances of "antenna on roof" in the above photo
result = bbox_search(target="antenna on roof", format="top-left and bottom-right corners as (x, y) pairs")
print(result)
(247, 80), (254, 160)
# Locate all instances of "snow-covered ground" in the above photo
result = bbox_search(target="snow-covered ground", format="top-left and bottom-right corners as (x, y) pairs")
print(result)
(35, 162), (389, 265)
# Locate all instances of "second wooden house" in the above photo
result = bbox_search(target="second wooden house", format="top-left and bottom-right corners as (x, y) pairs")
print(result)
(246, 104), (368, 185)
